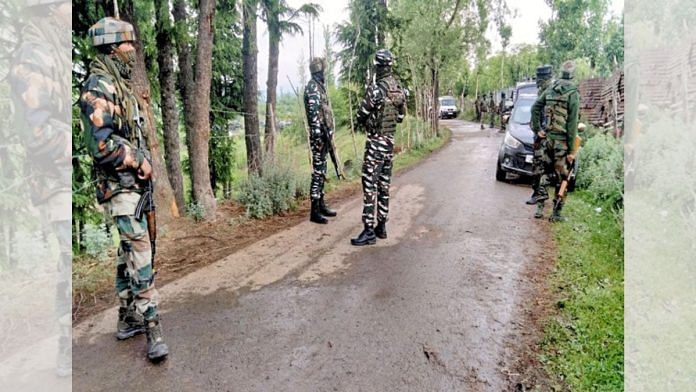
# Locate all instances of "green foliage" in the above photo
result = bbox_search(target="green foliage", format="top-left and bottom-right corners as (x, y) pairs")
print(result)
(187, 201), (207, 222)
(237, 162), (306, 219)
(576, 132), (624, 210)
(542, 192), (624, 391)
(83, 223), (111, 262)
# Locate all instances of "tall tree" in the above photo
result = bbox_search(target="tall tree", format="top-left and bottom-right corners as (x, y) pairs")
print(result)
(122, 0), (180, 222)
(155, 0), (186, 213)
(189, 0), (218, 218)
(243, 0), (262, 174)
(260, 0), (320, 157)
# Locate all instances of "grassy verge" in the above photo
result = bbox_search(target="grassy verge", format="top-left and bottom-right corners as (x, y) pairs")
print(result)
(540, 191), (624, 390)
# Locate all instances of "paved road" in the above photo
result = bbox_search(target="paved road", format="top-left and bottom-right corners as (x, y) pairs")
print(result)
(74, 120), (548, 391)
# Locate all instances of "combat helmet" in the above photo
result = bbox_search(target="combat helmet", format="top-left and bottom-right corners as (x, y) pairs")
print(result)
(309, 57), (326, 74)
(560, 60), (575, 80)
(88, 17), (136, 48)
(374, 49), (393, 67)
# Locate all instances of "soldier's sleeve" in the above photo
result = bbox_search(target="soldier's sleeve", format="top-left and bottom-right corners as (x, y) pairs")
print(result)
(304, 81), (323, 140)
(566, 90), (580, 154)
(396, 85), (406, 124)
(8, 45), (70, 162)
(79, 75), (142, 171)
(356, 84), (381, 126)
(531, 90), (547, 133)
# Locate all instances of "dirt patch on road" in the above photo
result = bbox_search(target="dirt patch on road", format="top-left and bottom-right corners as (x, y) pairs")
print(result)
(503, 219), (564, 391)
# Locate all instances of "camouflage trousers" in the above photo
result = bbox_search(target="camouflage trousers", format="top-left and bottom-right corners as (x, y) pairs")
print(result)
(310, 135), (328, 201)
(361, 133), (394, 228)
(489, 111), (495, 127)
(107, 193), (159, 321)
(535, 137), (569, 200)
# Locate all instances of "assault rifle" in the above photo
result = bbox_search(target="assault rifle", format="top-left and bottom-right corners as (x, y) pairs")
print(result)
(324, 127), (345, 180)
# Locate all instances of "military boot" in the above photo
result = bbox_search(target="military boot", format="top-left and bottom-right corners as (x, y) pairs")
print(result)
(374, 220), (387, 239)
(549, 200), (566, 222)
(145, 316), (169, 362)
(116, 305), (146, 340)
(319, 197), (337, 217)
(534, 201), (545, 219)
(310, 199), (328, 224)
(351, 225), (377, 246)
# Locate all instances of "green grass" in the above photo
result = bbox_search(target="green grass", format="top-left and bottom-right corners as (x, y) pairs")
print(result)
(540, 191), (624, 391)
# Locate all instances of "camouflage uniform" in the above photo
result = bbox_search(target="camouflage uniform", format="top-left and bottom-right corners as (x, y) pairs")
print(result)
(304, 57), (337, 224)
(531, 61), (580, 221)
(351, 49), (406, 246)
(8, 0), (72, 376)
(488, 94), (496, 128)
(80, 17), (168, 361)
(527, 65), (553, 208)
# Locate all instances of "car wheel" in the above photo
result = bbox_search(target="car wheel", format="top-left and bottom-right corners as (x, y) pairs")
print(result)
(496, 163), (506, 182)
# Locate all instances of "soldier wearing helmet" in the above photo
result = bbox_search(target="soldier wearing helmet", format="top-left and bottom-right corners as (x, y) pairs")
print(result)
(304, 57), (338, 224)
(531, 60), (581, 221)
(8, 0), (72, 377)
(351, 49), (406, 246)
(79, 17), (169, 362)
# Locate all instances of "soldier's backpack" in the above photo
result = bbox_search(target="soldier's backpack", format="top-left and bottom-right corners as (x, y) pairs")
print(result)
(376, 76), (405, 135)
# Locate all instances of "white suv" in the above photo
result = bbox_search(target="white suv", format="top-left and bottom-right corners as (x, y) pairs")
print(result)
(438, 96), (459, 119)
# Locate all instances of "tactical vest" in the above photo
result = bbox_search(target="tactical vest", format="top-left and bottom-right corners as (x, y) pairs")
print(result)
(544, 81), (576, 135)
(374, 76), (405, 136)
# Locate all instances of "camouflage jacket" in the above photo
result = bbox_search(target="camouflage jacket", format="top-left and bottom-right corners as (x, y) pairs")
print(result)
(8, 21), (71, 204)
(79, 57), (147, 203)
(303, 75), (333, 140)
(531, 79), (580, 149)
(356, 74), (406, 136)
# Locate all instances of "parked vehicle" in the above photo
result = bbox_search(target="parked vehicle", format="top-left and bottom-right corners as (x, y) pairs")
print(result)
(438, 96), (459, 119)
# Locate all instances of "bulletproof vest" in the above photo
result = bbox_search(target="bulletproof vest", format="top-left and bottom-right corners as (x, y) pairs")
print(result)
(375, 76), (405, 136)
(544, 80), (576, 134)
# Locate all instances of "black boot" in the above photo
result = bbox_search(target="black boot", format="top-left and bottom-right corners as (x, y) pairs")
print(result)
(374, 220), (387, 239)
(351, 225), (377, 246)
(145, 316), (169, 362)
(549, 200), (566, 222)
(319, 197), (337, 217)
(116, 306), (146, 340)
(534, 201), (545, 219)
(310, 199), (328, 224)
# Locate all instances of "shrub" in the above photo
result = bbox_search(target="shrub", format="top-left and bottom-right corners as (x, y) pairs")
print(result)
(187, 201), (206, 222)
(576, 132), (624, 209)
(83, 223), (111, 261)
(238, 163), (306, 219)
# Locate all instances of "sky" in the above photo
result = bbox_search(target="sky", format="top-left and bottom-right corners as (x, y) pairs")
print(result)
(258, 0), (625, 95)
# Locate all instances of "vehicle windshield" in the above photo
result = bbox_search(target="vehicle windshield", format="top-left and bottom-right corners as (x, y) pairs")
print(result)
(439, 98), (456, 106)
(511, 98), (535, 124)
(517, 85), (536, 96)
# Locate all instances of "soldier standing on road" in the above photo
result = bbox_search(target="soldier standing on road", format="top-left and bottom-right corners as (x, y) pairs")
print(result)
(499, 92), (507, 132)
(9, 0), (72, 376)
(351, 49), (406, 246)
(474, 95), (481, 123)
(479, 95), (487, 129)
(530, 61), (580, 221)
(488, 93), (496, 128)
(304, 57), (337, 224)
(79, 17), (169, 362)
(526, 64), (553, 217)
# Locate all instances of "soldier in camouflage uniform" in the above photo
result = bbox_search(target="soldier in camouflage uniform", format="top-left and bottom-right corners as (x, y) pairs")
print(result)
(531, 61), (580, 221)
(304, 57), (337, 224)
(526, 64), (553, 218)
(488, 93), (496, 128)
(8, 0), (72, 376)
(79, 17), (169, 361)
(351, 49), (406, 246)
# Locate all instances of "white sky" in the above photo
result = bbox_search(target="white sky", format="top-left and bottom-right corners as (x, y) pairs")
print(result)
(259, 0), (624, 94)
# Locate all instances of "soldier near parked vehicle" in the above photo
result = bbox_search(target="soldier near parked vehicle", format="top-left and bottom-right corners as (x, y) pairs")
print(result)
(79, 17), (169, 362)
(8, 0), (72, 376)
(474, 95), (482, 123)
(530, 60), (581, 221)
(499, 92), (508, 131)
(479, 95), (488, 129)
(526, 64), (554, 215)
(351, 49), (406, 246)
(488, 93), (496, 128)
(304, 57), (338, 224)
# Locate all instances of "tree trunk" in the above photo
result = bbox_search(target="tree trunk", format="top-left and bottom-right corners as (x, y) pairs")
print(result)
(189, 0), (217, 219)
(155, 0), (186, 214)
(172, 0), (196, 186)
(122, 0), (179, 223)
(264, 25), (279, 158)
(431, 66), (440, 137)
(243, 0), (262, 175)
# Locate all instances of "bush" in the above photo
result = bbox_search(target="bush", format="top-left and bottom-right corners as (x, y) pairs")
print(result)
(187, 201), (206, 222)
(237, 163), (306, 219)
(83, 223), (111, 261)
(576, 132), (623, 209)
